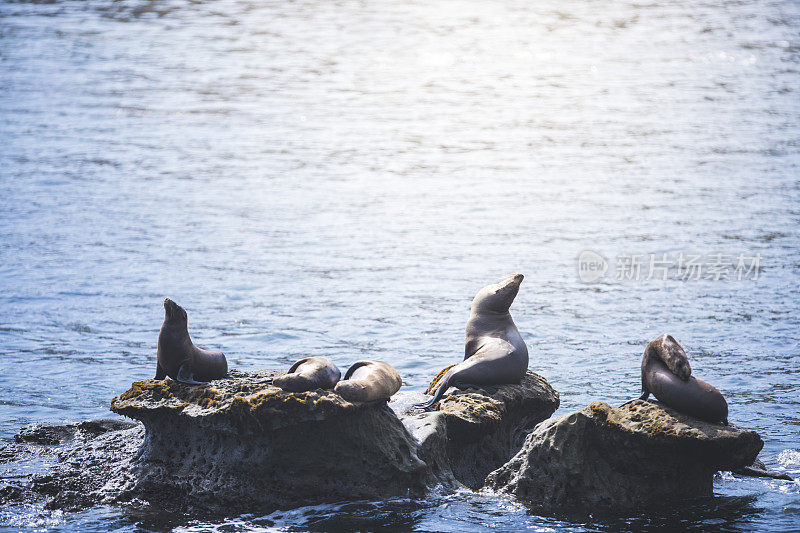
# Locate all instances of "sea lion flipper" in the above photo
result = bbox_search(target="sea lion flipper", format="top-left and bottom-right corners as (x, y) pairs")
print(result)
(176, 363), (207, 385)
(464, 338), (479, 360)
(343, 361), (371, 380)
(412, 372), (453, 411)
(286, 357), (312, 374)
(639, 390), (650, 400)
(154, 363), (166, 381)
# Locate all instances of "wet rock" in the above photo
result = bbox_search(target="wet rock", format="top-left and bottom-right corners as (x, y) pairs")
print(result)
(36, 424), (144, 511)
(0, 418), (140, 509)
(391, 370), (560, 488)
(104, 369), (426, 515)
(12, 419), (136, 447)
(485, 399), (763, 512)
(0, 483), (26, 502)
(735, 458), (794, 481)
(14, 424), (75, 446)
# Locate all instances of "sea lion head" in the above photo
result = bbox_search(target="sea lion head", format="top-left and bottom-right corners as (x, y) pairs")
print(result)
(163, 298), (188, 326)
(471, 273), (524, 315)
(658, 333), (691, 380)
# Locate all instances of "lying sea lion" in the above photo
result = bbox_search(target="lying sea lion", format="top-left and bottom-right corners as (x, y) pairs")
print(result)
(155, 298), (228, 385)
(334, 361), (402, 402)
(415, 273), (529, 411)
(273, 357), (341, 392)
(639, 333), (728, 424)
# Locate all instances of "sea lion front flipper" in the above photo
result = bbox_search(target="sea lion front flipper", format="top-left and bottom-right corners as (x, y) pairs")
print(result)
(176, 363), (207, 385)
(154, 363), (166, 380)
(639, 390), (650, 400)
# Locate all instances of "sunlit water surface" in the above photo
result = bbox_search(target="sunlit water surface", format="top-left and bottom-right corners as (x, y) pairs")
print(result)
(0, 0), (799, 531)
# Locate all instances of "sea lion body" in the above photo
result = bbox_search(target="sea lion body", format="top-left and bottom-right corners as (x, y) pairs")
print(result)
(640, 334), (728, 424)
(155, 298), (228, 384)
(417, 273), (529, 410)
(334, 361), (402, 402)
(273, 357), (341, 392)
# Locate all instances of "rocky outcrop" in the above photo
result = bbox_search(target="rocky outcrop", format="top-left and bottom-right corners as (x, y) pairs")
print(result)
(392, 370), (560, 488)
(1, 368), (561, 516)
(104, 369), (427, 514)
(485, 399), (764, 512)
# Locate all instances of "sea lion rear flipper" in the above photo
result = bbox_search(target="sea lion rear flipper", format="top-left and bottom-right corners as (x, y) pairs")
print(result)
(286, 357), (312, 374)
(154, 363), (166, 380)
(412, 373), (453, 411)
(176, 363), (207, 386)
(343, 361), (371, 380)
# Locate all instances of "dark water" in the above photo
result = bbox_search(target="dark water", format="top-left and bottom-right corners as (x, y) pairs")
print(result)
(1, 0), (799, 530)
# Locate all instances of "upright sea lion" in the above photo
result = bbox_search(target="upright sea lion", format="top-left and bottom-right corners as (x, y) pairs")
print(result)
(155, 298), (228, 385)
(639, 333), (728, 424)
(334, 361), (402, 402)
(273, 357), (341, 392)
(415, 273), (529, 411)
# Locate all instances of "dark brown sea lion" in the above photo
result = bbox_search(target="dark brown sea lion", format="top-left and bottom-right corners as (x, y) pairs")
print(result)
(155, 298), (228, 385)
(334, 361), (402, 402)
(273, 357), (341, 392)
(415, 273), (529, 411)
(640, 333), (728, 424)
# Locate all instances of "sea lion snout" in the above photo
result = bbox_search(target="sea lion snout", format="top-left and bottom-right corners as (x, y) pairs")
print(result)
(473, 273), (525, 314)
(499, 273), (524, 289)
(163, 298), (187, 322)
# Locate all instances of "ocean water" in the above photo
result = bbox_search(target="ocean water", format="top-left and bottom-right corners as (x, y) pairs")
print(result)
(0, 0), (798, 530)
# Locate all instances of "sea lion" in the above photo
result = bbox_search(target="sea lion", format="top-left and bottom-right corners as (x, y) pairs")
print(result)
(334, 361), (402, 402)
(155, 298), (228, 385)
(639, 333), (728, 424)
(273, 357), (341, 392)
(415, 273), (529, 411)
